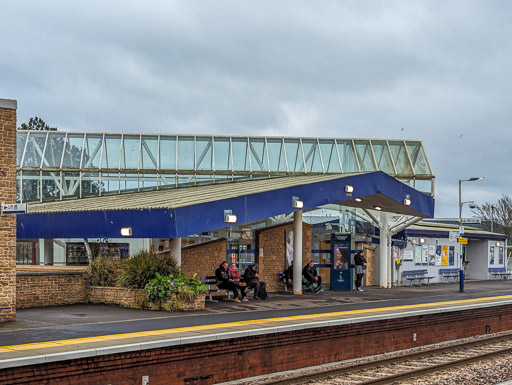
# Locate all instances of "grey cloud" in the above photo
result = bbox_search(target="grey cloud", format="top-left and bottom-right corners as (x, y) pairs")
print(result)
(1, 0), (512, 216)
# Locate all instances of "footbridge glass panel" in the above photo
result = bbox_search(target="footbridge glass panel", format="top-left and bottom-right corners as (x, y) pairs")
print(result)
(16, 131), (435, 202)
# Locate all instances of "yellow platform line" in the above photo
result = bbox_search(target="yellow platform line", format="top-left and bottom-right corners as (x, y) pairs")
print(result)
(1, 295), (511, 354)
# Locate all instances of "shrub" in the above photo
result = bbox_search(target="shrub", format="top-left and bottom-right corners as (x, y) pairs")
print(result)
(117, 250), (180, 289)
(145, 273), (207, 302)
(84, 256), (120, 287)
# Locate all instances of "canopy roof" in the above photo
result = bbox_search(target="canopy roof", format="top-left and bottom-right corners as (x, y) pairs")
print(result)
(18, 171), (435, 239)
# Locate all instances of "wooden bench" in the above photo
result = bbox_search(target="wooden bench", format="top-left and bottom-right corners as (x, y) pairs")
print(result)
(488, 267), (512, 280)
(200, 276), (232, 302)
(439, 268), (461, 283)
(279, 271), (293, 292)
(402, 269), (435, 286)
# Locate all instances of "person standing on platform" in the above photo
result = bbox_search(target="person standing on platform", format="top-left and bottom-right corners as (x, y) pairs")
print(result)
(215, 261), (242, 303)
(303, 260), (322, 292)
(354, 250), (367, 292)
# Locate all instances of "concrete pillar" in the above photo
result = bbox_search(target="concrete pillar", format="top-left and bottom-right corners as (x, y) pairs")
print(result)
(170, 238), (182, 267)
(293, 210), (303, 295)
(379, 211), (389, 288)
(0, 98), (17, 322)
(44, 239), (54, 266)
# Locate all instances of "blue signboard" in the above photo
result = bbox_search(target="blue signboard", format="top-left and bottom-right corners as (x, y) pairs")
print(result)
(330, 234), (352, 291)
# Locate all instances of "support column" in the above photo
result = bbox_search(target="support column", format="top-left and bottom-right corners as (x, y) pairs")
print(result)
(43, 239), (54, 265)
(379, 211), (389, 288)
(293, 210), (303, 295)
(0, 98), (17, 322)
(170, 238), (182, 267)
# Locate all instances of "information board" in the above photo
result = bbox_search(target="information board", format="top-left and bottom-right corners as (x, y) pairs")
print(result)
(330, 233), (352, 291)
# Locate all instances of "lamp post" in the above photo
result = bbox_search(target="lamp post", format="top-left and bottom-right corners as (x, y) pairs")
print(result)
(458, 176), (484, 292)
(491, 204), (497, 233)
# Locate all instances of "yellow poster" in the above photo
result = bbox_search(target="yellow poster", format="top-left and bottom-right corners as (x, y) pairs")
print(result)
(442, 245), (449, 266)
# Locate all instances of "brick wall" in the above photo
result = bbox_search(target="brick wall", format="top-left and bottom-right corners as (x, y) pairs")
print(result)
(181, 238), (227, 279)
(257, 222), (312, 292)
(0, 99), (17, 322)
(16, 270), (87, 308)
(2, 304), (512, 384)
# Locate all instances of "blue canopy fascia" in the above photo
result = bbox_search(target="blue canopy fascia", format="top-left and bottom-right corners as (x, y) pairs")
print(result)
(400, 229), (507, 241)
(17, 171), (434, 239)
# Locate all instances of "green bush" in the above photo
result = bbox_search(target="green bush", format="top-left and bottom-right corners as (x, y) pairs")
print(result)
(145, 272), (207, 302)
(117, 250), (180, 289)
(84, 256), (120, 287)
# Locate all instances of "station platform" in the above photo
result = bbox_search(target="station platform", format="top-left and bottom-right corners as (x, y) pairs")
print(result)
(2, 280), (512, 384)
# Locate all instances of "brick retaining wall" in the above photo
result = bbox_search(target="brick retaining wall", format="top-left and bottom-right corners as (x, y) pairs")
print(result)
(3, 303), (511, 384)
(16, 270), (87, 308)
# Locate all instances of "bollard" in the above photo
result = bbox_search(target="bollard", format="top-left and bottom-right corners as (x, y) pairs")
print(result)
(459, 269), (464, 292)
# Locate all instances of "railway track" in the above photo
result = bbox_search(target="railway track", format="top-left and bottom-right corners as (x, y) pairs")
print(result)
(264, 333), (512, 385)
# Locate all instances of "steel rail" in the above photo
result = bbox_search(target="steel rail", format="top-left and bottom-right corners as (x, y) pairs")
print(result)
(265, 332), (512, 385)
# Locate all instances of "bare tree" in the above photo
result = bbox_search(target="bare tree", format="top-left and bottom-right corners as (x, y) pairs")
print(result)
(472, 194), (512, 238)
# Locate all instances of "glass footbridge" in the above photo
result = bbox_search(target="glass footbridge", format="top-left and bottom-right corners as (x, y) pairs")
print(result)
(16, 131), (434, 203)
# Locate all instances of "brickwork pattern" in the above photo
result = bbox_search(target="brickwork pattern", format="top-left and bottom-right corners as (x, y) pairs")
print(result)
(16, 272), (86, 308)
(0, 104), (16, 321)
(87, 287), (205, 311)
(181, 239), (227, 280)
(2, 305), (512, 384)
(257, 222), (312, 292)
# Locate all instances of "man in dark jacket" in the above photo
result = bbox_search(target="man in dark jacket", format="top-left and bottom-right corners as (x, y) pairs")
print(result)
(215, 261), (241, 303)
(244, 263), (266, 300)
(302, 260), (322, 292)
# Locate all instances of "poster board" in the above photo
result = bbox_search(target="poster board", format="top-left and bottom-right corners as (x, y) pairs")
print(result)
(285, 229), (294, 269)
(499, 247), (504, 265)
(449, 246), (455, 266)
(414, 244), (422, 265)
(435, 245), (442, 266)
(489, 246), (495, 265)
(421, 245), (428, 265)
(442, 245), (449, 266)
(428, 245), (435, 265)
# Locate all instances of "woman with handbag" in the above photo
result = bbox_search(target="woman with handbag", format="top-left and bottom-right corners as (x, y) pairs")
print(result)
(228, 263), (249, 302)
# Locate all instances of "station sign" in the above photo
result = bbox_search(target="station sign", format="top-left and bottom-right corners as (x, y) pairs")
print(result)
(458, 237), (468, 244)
(449, 231), (458, 242)
(1, 202), (27, 215)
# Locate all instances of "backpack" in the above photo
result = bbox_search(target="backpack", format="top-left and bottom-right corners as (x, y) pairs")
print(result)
(258, 286), (268, 300)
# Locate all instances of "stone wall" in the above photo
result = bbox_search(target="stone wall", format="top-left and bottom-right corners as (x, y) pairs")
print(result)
(181, 238), (227, 279)
(0, 99), (17, 321)
(16, 267), (87, 308)
(257, 222), (313, 292)
(87, 286), (204, 311)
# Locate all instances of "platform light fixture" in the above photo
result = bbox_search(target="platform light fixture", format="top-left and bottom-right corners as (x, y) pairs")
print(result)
(224, 210), (237, 224)
(497, 242), (502, 247)
(419, 238), (425, 244)
(373, 205), (382, 211)
(355, 198), (362, 202)
(292, 196), (304, 209)
(404, 195), (411, 206)
(345, 185), (354, 196)
(120, 227), (132, 237)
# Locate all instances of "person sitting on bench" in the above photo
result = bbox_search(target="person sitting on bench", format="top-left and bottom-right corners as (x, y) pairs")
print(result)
(215, 261), (243, 303)
(228, 263), (249, 302)
(303, 260), (322, 292)
(244, 263), (267, 300)
(284, 264), (293, 283)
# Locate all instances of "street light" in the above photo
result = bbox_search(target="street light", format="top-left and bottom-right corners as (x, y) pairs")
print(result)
(458, 177), (484, 293)
(458, 177), (484, 223)
(491, 204), (497, 233)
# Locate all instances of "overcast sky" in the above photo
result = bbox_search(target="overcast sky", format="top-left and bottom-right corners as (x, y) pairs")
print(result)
(1, 1), (510, 218)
